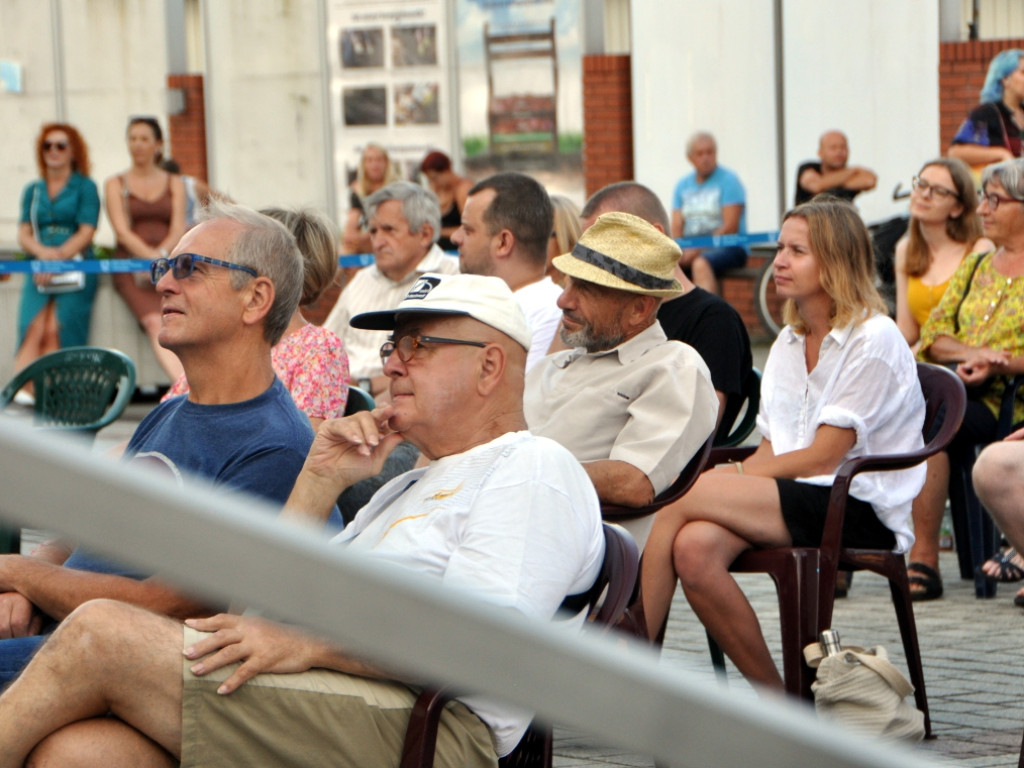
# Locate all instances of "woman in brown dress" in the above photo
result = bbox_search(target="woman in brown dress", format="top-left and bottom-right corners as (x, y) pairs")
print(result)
(105, 117), (186, 380)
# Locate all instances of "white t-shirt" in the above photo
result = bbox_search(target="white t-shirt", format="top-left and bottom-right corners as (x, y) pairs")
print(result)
(514, 276), (563, 372)
(333, 430), (604, 756)
(757, 314), (925, 553)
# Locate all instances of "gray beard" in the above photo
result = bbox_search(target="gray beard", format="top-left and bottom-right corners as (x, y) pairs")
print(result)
(559, 325), (626, 354)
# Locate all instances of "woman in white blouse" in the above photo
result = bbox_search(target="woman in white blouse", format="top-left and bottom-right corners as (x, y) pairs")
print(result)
(640, 197), (926, 693)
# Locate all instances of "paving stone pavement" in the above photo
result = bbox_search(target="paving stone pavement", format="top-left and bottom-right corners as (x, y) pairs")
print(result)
(85, 400), (1024, 768)
(549, 557), (1024, 767)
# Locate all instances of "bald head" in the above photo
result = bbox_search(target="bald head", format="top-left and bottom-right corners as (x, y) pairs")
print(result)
(580, 181), (671, 233)
(818, 131), (849, 172)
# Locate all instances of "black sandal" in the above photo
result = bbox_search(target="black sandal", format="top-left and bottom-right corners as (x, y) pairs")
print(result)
(978, 547), (1024, 583)
(908, 561), (943, 601)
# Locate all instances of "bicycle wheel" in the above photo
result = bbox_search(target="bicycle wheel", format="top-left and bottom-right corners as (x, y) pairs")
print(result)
(755, 259), (784, 338)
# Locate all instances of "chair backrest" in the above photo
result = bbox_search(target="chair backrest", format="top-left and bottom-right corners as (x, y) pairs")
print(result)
(0, 347), (136, 438)
(559, 522), (640, 630)
(343, 385), (375, 416)
(817, 362), (966, 556)
(601, 433), (714, 522)
(715, 367), (761, 447)
(918, 362), (967, 453)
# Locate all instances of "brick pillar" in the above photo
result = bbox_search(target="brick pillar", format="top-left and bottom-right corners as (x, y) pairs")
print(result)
(939, 39), (1024, 152)
(582, 54), (634, 197)
(167, 74), (208, 182)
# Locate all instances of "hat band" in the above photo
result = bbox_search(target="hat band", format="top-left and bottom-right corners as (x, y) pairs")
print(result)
(571, 243), (676, 291)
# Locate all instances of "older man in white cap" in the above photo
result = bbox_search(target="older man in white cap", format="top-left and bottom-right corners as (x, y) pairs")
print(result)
(525, 211), (719, 548)
(0, 273), (604, 768)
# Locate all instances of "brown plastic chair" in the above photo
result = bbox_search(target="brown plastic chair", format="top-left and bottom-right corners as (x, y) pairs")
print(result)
(603, 434), (714, 641)
(696, 363), (965, 738)
(399, 522), (640, 768)
(600, 434), (714, 524)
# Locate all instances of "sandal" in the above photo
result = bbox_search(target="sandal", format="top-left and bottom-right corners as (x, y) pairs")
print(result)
(907, 561), (943, 601)
(978, 547), (1024, 583)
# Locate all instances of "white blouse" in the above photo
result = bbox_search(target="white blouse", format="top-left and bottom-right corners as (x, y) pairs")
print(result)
(757, 313), (926, 553)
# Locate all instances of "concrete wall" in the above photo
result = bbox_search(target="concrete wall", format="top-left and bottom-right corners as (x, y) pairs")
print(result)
(631, 0), (940, 233)
(0, 0), (169, 247)
(201, 1), (331, 213)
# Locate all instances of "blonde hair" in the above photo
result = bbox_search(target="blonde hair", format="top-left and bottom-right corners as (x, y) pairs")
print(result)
(550, 195), (583, 255)
(260, 207), (338, 306)
(354, 143), (401, 199)
(781, 197), (887, 334)
(904, 158), (983, 277)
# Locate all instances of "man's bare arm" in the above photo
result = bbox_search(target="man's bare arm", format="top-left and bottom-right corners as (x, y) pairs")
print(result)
(0, 556), (211, 622)
(583, 459), (655, 507)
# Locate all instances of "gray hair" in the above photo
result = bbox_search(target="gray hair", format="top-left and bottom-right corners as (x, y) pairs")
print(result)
(364, 181), (441, 243)
(199, 199), (303, 345)
(685, 131), (716, 156)
(982, 158), (1024, 201)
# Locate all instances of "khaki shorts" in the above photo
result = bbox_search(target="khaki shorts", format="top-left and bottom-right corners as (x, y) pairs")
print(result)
(180, 626), (497, 768)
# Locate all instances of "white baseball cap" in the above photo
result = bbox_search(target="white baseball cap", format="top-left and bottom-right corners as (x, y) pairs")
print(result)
(350, 273), (533, 352)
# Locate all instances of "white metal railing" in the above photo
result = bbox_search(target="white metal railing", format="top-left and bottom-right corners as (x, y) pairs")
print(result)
(0, 419), (936, 768)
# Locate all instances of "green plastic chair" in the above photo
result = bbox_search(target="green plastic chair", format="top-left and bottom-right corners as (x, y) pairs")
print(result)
(0, 346), (136, 554)
(0, 346), (136, 439)
(715, 367), (761, 448)
(343, 385), (375, 416)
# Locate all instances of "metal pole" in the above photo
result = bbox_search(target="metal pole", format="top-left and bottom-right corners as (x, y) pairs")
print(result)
(773, 0), (786, 219)
(317, 0), (339, 227)
(49, 0), (66, 121)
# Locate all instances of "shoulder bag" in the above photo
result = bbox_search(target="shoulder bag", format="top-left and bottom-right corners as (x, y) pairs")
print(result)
(803, 641), (925, 742)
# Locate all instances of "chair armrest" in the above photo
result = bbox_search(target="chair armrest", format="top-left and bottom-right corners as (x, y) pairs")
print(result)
(399, 687), (457, 768)
(707, 445), (756, 467)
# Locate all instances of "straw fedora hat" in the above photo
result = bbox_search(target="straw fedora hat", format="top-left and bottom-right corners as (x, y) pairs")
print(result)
(552, 211), (683, 298)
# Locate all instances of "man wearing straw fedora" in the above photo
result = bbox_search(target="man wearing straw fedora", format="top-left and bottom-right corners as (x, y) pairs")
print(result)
(524, 211), (718, 548)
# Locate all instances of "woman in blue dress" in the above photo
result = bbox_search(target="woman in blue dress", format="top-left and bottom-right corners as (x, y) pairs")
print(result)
(14, 123), (100, 376)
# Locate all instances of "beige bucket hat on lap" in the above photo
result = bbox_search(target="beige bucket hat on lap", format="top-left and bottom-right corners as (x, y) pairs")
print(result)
(552, 211), (684, 298)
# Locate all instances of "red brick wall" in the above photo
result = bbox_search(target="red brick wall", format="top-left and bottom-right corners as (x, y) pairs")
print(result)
(939, 39), (1024, 152)
(582, 54), (634, 197)
(167, 74), (208, 182)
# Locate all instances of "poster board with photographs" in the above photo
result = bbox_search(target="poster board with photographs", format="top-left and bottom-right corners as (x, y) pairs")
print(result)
(326, 0), (452, 225)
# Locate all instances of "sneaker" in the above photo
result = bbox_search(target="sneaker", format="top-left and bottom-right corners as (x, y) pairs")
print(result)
(12, 391), (35, 407)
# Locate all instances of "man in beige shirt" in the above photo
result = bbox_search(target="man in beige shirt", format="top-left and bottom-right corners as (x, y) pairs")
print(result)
(524, 211), (718, 547)
(323, 181), (459, 400)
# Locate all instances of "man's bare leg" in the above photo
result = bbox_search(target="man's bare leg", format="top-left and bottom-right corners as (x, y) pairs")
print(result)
(0, 599), (184, 768)
(27, 717), (176, 768)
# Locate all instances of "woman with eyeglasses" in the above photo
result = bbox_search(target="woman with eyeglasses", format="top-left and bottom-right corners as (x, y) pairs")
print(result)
(13, 123), (100, 391)
(949, 49), (1024, 173)
(105, 116), (187, 381)
(894, 158), (993, 349)
(906, 158), (1024, 601)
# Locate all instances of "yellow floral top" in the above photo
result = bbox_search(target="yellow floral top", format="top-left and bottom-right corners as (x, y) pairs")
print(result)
(918, 250), (1024, 423)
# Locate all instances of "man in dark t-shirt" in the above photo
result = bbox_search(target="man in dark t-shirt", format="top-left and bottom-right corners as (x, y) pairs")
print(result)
(795, 131), (877, 206)
(580, 181), (752, 441)
(0, 202), (321, 685)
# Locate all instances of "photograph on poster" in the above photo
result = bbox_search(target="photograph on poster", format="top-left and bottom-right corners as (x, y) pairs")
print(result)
(340, 27), (385, 68)
(343, 86), (388, 125)
(392, 25), (438, 67)
(395, 83), (440, 125)
(455, 0), (583, 201)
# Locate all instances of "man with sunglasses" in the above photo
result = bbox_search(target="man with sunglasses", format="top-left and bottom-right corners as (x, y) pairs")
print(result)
(0, 273), (605, 768)
(0, 201), (325, 686)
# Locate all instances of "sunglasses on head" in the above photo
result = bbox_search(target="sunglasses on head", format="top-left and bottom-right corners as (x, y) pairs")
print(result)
(150, 252), (258, 284)
(43, 141), (69, 152)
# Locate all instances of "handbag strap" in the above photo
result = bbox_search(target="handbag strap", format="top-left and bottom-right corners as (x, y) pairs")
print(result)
(953, 250), (988, 335)
(803, 643), (915, 698)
